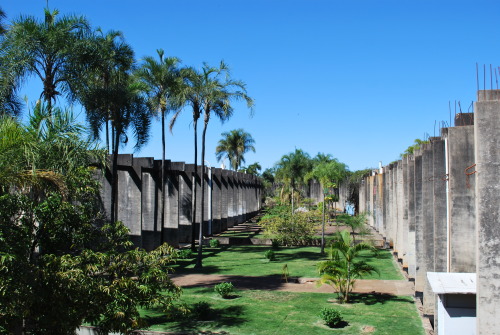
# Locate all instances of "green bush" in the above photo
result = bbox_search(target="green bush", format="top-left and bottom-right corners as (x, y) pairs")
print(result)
(319, 308), (343, 328)
(264, 250), (276, 261)
(260, 206), (321, 246)
(177, 249), (194, 259)
(209, 239), (220, 248)
(214, 282), (234, 299)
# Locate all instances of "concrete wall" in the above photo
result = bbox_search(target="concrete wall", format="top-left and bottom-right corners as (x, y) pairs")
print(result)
(358, 89), (500, 333)
(98, 154), (262, 249)
(475, 90), (500, 334)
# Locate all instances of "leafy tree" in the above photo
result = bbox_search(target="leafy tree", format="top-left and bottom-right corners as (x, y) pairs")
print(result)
(317, 230), (378, 303)
(0, 108), (179, 334)
(274, 149), (312, 212)
(136, 49), (182, 241)
(0, 8), (92, 112)
(216, 128), (256, 171)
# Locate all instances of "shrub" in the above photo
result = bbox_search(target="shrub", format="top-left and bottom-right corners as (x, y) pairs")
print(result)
(177, 249), (194, 259)
(191, 301), (213, 321)
(214, 282), (234, 299)
(260, 206), (321, 246)
(264, 250), (276, 261)
(209, 239), (220, 248)
(320, 308), (343, 328)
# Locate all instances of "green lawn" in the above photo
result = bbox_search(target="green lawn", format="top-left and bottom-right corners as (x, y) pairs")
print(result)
(173, 245), (404, 280)
(140, 287), (424, 335)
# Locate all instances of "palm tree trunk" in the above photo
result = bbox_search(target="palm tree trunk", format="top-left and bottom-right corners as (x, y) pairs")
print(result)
(191, 118), (198, 251)
(110, 124), (120, 224)
(161, 111), (166, 244)
(105, 117), (110, 154)
(195, 121), (209, 268)
(321, 188), (325, 254)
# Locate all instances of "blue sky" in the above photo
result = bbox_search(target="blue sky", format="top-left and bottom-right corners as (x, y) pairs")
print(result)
(2, 0), (499, 171)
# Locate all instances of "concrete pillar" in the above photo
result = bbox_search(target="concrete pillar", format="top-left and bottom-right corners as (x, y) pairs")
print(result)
(178, 163), (193, 243)
(368, 175), (375, 228)
(211, 168), (222, 234)
(394, 160), (404, 260)
(220, 170), (229, 231)
(384, 166), (391, 245)
(421, 143), (435, 315)
(406, 155), (416, 279)
(432, 137), (448, 273)
(446, 125), (476, 272)
(138, 157), (159, 251)
(414, 150), (425, 292)
(475, 90), (500, 334)
(165, 162), (184, 247)
(115, 155), (142, 246)
(227, 171), (235, 228)
(376, 173), (384, 235)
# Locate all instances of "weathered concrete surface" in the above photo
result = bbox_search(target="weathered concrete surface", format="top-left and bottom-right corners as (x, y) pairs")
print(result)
(406, 156), (416, 279)
(421, 143), (435, 315)
(475, 91), (500, 334)
(446, 125), (476, 273)
(432, 137), (447, 273)
(414, 150), (424, 291)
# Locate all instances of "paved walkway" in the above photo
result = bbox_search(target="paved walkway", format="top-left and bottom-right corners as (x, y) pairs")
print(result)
(171, 273), (414, 296)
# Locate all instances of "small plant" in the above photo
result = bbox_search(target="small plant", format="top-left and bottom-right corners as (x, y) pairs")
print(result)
(209, 239), (220, 248)
(320, 308), (343, 328)
(191, 301), (213, 321)
(214, 282), (234, 299)
(264, 249), (276, 261)
(177, 249), (194, 259)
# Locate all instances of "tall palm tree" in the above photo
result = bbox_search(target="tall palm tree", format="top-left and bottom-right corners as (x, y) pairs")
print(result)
(0, 7), (6, 35)
(136, 49), (181, 238)
(172, 61), (253, 267)
(1, 8), (92, 112)
(75, 30), (133, 153)
(216, 128), (256, 171)
(0, 8), (23, 117)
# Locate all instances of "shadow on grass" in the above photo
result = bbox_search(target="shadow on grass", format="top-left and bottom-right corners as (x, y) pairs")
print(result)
(348, 293), (414, 305)
(145, 304), (246, 333)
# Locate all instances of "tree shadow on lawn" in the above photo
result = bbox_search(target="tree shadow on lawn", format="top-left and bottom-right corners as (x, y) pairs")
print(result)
(274, 249), (326, 262)
(144, 304), (246, 333)
(176, 274), (287, 291)
(348, 293), (414, 305)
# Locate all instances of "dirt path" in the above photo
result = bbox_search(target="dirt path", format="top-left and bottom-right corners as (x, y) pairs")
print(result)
(171, 273), (414, 296)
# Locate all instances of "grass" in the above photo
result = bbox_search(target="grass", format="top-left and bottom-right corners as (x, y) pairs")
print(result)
(140, 287), (425, 335)
(173, 245), (404, 280)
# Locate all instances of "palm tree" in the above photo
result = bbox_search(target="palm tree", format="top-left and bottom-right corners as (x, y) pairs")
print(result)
(240, 162), (261, 176)
(107, 75), (151, 223)
(216, 128), (256, 171)
(305, 158), (348, 253)
(172, 61), (253, 267)
(136, 49), (181, 238)
(317, 230), (378, 303)
(0, 8), (23, 117)
(1, 8), (92, 112)
(0, 7), (6, 35)
(74, 30), (133, 153)
(274, 149), (312, 212)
